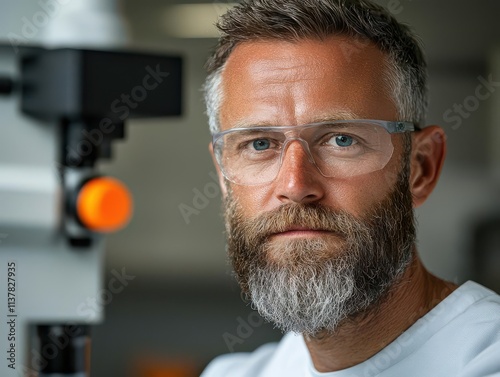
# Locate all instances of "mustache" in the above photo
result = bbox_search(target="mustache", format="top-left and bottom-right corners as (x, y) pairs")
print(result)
(231, 202), (368, 241)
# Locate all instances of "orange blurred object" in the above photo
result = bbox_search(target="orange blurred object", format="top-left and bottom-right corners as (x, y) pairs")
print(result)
(76, 177), (133, 232)
(135, 358), (200, 377)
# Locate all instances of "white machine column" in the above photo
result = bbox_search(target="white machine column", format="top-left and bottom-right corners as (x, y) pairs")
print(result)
(0, 43), (182, 376)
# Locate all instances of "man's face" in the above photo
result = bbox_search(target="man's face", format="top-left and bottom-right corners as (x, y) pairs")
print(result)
(216, 36), (416, 335)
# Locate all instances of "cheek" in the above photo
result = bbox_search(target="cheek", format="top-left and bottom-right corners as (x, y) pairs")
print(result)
(228, 150), (402, 219)
(230, 171), (397, 220)
(230, 184), (273, 215)
(322, 174), (393, 217)
(325, 150), (403, 216)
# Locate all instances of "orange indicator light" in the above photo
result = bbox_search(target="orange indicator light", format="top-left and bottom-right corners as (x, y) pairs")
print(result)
(76, 177), (133, 233)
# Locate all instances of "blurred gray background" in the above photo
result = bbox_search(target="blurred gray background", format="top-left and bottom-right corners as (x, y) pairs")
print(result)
(1, 0), (500, 376)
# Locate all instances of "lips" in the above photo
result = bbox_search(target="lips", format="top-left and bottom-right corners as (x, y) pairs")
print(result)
(270, 226), (333, 237)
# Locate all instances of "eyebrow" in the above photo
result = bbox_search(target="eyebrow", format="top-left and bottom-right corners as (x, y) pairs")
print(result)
(308, 110), (360, 123)
(231, 109), (361, 129)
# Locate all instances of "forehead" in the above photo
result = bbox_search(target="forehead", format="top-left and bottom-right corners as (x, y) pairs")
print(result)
(219, 36), (397, 130)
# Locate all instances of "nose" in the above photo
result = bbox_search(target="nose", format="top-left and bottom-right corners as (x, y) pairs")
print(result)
(273, 139), (325, 204)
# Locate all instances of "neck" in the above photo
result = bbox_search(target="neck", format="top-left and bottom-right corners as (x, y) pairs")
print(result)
(304, 253), (458, 373)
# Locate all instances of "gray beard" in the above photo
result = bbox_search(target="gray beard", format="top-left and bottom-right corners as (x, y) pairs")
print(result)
(224, 167), (416, 337)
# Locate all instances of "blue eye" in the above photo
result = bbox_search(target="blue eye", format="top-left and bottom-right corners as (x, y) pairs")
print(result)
(334, 135), (354, 147)
(253, 139), (271, 151)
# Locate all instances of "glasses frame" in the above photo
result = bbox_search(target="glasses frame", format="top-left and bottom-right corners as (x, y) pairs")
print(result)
(212, 119), (416, 185)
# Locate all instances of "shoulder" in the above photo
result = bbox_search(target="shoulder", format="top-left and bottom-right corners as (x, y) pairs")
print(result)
(445, 282), (500, 375)
(200, 333), (308, 377)
(433, 281), (500, 343)
(450, 281), (500, 323)
(200, 342), (278, 377)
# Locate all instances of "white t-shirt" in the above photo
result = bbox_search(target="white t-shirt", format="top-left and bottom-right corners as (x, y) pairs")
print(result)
(201, 281), (500, 377)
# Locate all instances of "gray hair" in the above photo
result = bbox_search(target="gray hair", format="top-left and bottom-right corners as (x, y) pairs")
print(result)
(203, 0), (428, 135)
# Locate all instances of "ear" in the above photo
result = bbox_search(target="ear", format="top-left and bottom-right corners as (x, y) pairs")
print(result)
(209, 142), (228, 198)
(410, 126), (447, 208)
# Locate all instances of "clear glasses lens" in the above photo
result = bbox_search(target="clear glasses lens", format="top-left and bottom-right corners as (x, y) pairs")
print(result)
(213, 122), (395, 185)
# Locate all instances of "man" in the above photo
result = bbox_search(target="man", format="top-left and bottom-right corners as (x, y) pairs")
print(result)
(201, 0), (500, 376)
